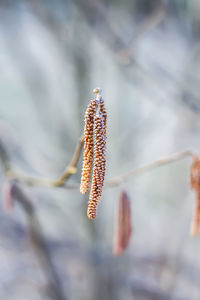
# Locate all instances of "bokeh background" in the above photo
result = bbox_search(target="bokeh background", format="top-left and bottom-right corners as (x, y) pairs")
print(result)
(0, 0), (200, 299)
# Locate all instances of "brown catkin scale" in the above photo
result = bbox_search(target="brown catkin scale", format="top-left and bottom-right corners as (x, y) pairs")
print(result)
(80, 100), (97, 194)
(87, 113), (106, 219)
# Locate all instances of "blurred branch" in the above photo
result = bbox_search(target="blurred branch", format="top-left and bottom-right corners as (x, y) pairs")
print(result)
(78, 0), (200, 115)
(10, 182), (67, 300)
(0, 140), (11, 173)
(107, 149), (194, 187)
(75, 0), (165, 62)
(0, 138), (195, 189)
(118, 0), (165, 62)
(56, 134), (84, 185)
(3, 134), (84, 187)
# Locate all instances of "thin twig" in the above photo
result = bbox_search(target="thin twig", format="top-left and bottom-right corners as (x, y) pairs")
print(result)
(55, 134), (84, 185)
(4, 134), (84, 187)
(107, 150), (194, 187)
(0, 139), (195, 189)
(11, 182), (67, 300)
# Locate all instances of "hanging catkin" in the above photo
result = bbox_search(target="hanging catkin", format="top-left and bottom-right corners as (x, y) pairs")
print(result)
(113, 190), (132, 255)
(88, 113), (105, 219)
(80, 88), (107, 219)
(190, 155), (200, 236)
(80, 99), (97, 194)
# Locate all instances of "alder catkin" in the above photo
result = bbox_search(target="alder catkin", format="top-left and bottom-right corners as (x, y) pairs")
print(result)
(190, 155), (200, 236)
(80, 89), (107, 219)
(80, 100), (97, 194)
(113, 190), (132, 255)
(87, 113), (106, 219)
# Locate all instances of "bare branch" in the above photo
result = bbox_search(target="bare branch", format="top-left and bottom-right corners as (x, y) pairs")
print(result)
(107, 150), (194, 187)
(5, 134), (84, 187)
(54, 134), (84, 186)
(0, 137), (195, 190)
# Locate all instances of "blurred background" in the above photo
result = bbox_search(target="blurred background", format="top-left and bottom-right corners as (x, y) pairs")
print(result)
(0, 0), (200, 299)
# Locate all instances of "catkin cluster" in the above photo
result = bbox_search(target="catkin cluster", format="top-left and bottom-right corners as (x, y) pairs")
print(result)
(80, 91), (107, 219)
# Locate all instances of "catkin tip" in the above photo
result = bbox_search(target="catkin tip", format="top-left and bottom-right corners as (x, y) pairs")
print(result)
(87, 210), (96, 219)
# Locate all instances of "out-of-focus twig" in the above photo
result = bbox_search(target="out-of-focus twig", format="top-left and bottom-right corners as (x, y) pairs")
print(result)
(75, 0), (165, 63)
(3, 134), (84, 187)
(55, 134), (84, 185)
(118, 0), (165, 62)
(107, 150), (194, 187)
(11, 182), (67, 300)
(0, 139), (195, 189)
(0, 140), (11, 173)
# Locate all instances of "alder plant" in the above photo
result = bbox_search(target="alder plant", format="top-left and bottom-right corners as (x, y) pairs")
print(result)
(0, 87), (200, 297)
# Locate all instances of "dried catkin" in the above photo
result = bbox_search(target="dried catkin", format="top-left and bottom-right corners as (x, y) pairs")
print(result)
(190, 155), (200, 236)
(87, 113), (106, 219)
(113, 190), (132, 255)
(80, 100), (97, 194)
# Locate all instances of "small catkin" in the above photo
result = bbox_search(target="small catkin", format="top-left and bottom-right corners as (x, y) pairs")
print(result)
(80, 100), (97, 194)
(87, 113), (106, 219)
(113, 190), (132, 256)
(190, 155), (200, 236)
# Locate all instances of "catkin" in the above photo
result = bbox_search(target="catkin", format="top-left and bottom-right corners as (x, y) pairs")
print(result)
(87, 113), (106, 219)
(80, 90), (107, 219)
(80, 100), (97, 194)
(113, 190), (132, 256)
(190, 155), (200, 236)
